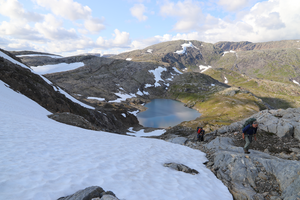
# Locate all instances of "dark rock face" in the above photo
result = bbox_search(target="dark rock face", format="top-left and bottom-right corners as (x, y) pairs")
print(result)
(57, 186), (118, 200)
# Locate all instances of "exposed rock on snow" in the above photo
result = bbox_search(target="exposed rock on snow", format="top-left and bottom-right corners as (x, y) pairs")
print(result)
(163, 163), (199, 175)
(57, 186), (119, 200)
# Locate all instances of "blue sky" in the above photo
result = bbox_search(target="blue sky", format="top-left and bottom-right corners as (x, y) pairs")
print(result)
(0, 0), (300, 56)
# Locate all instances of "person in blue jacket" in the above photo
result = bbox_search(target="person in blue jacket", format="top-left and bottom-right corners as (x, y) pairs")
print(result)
(242, 121), (258, 154)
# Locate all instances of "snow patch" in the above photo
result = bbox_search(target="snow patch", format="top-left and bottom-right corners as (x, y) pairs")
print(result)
(145, 84), (152, 88)
(127, 128), (166, 137)
(149, 66), (167, 87)
(147, 49), (153, 53)
(110, 91), (136, 103)
(211, 84), (215, 86)
(32, 62), (84, 75)
(129, 110), (139, 116)
(87, 97), (106, 101)
(175, 42), (198, 54)
(16, 54), (62, 58)
(122, 113), (126, 117)
(0, 51), (31, 69)
(224, 76), (228, 84)
(126, 58), (132, 61)
(293, 80), (300, 86)
(199, 65), (212, 73)
(223, 50), (236, 56)
(172, 67), (183, 74)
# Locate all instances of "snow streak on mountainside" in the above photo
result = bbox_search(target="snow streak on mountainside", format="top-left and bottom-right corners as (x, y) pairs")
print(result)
(0, 80), (232, 200)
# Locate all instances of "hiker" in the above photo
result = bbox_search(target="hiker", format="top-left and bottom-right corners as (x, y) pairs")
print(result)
(196, 127), (205, 142)
(242, 121), (258, 154)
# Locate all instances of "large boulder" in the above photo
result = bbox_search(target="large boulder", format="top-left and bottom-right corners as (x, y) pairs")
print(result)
(57, 186), (118, 200)
(216, 108), (300, 140)
(204, 137), (300, 200)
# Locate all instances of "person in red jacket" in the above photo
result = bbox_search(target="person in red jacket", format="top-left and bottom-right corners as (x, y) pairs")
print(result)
(197, 127), (205, 142)
(242, 121), (258, 154)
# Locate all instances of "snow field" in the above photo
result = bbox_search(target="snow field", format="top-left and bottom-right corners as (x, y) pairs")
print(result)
(32, 62), (84, 75)
(0, 81), (232, 200)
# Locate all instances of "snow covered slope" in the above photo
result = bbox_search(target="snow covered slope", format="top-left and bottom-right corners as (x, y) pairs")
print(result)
(0, 80), (232, 200)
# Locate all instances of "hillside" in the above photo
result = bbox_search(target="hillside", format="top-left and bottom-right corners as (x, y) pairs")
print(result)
(8, 39), (300, 130)
(0, 48), (138, 133)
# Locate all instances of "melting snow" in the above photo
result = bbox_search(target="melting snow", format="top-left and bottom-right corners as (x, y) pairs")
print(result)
(199, 65), (212, 73)
(16, 54), (62, 58)
(293, 80), (300, 86)
(172, 67), (183, 74)
(127, 127), (166, 137)
(224, 76), (228, 84)
(145, 84), (152, 88)
(175, 42), (198, 54)
(110, 91), (136, 103)
(32, 62), (84, 75)
(149, 66), (167, 87)
(126, 58), (132, 61)
(87, 97), (106, 101)
(223, 50), (236, 56)
(147, 49), (153, 53)
(129, 110), (139, 116)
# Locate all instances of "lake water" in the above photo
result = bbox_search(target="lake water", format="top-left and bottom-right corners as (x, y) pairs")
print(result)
(137, 99), (201, 128)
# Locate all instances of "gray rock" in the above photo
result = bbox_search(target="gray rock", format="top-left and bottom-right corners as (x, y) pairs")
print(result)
(204, 136), (300, 200)
(167, 137), (187, 145)
(100, 195), (118, 200)
(258, 172), (268, 180)
(58, 186), (105, 200)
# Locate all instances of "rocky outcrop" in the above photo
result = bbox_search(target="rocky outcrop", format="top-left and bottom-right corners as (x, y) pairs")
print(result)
(214, 108), (300, 139)
(57, 186), (119, 200)
(201, 137), (300, 200)
(160, 107), (300, 200)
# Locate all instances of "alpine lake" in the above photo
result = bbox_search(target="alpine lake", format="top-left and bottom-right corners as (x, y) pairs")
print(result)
(137, 99), (201, 128)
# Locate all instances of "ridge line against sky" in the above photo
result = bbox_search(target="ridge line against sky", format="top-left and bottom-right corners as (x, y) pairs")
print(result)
(0, 0), (300, 56)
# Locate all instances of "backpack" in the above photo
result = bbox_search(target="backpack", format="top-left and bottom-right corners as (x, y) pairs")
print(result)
(242, 118), (256, 129)
(197, 127), (202, 134)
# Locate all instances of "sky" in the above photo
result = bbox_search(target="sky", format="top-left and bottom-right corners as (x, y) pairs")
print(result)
(0, 0), (300, 56)
(0, 51), (233, 200)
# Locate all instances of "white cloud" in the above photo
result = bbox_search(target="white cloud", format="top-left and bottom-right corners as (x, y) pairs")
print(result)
(113, 29), (131, 46)
(84, 17), (105, 33)
(35, 14), (78, 40)
(130, 4), (148, 21)
(218, 0), (252, 11)
(33, 0), (92, 20)
(255, 12), (285, 30)
(0, 0), (43, 22)
(160, 0), (204, 32)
